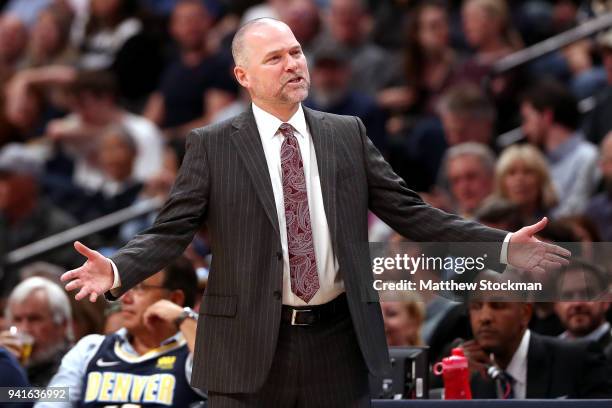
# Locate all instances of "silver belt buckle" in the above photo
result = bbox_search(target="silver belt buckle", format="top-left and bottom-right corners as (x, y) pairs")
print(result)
(291, 309), (312, 326)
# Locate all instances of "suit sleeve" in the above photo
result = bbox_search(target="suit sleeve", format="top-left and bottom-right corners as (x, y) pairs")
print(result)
(355, 116), (507, 268)
(106, 129), (210, 299)
(577, 340), (612, 398)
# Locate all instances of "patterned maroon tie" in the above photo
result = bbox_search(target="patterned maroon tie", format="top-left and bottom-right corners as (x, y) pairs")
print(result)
(279, 123), (320, 303)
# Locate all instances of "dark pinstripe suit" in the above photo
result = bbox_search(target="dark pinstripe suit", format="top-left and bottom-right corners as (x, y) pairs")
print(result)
(107, 106), (507, 395)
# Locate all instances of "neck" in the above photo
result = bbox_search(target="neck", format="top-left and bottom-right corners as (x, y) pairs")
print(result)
(181, 48), (207, 67)
(495, 329), (526, 370)
(130, 327), (175, 355)
(254, 101), (300, 122)
(545, 127), (573, 152)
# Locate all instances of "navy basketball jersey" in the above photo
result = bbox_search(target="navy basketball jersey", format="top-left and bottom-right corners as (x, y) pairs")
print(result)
(78, 333), (205, 408)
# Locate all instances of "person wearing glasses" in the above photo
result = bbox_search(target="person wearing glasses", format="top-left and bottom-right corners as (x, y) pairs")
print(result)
(35, 257), (206, 408)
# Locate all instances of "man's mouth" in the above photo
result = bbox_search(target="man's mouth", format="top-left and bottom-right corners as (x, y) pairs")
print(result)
(287, 76), (303, 84)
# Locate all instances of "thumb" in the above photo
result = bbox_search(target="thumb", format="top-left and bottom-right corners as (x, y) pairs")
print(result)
(523, 217), (548, 236)
(74, 241), (98, 260)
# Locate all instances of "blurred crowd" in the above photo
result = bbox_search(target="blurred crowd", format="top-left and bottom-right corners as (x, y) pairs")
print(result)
(2, 0), (612, 403)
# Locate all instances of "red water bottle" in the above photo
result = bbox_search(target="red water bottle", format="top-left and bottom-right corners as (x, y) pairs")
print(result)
(433, 348), (472, 399)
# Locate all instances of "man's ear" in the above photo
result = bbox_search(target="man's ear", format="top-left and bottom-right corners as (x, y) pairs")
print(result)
(234, 66), (249, 88)
(169, 290), (185, 307)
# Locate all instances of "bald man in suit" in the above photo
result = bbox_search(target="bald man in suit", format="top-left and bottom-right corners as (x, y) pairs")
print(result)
(61, 18), (569, 407)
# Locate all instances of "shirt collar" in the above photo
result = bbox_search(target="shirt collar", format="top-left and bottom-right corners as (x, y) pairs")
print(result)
(251, 102), (309, 140)
(548, 131), (583, 163)
(505, 329), (530, 387)
(560, 321), (611, 342)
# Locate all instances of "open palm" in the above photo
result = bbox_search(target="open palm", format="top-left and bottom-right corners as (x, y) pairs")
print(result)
(507, 217), (571, 276)
(61, 241), (114, 302)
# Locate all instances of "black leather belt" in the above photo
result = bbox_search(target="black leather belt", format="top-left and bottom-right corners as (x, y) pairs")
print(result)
(281, 293), (349, 326)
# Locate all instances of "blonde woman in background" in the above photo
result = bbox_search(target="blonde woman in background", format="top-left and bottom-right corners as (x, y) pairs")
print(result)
(381, 293), (425, 347)
(491, 144), (558, 224)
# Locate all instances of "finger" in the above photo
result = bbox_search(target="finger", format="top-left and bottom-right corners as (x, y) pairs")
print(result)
(532, 265), (546, 275)
(523, 217), (548, 236)
(74, 241), (98, 260)
(61, 267), (83, 282)
(75, 286), (91, 301)
(547, 243), (571, 259)
(65, 279), (83, 292)
(89, 291), (98, 303)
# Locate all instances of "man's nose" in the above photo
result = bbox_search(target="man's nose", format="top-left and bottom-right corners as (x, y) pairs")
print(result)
(285, 55), (298, 71)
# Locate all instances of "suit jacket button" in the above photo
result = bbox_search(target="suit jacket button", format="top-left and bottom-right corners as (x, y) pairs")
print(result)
(276, 251), (283, 260)
(273, 290), (282, 300)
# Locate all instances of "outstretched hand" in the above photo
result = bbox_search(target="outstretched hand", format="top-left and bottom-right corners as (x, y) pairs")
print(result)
(507, 217), (571, 275)
(61, 241), (114, 302)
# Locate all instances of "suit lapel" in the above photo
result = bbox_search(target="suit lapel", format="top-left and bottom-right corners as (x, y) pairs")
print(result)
(231, 109), (280, 237)
(304, 107), (338, 246)
(526, 333), (551, 398)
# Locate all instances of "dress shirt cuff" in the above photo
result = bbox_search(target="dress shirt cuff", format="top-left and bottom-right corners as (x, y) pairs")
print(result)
(109, 259), (121, 293)
(500, 232), (513, 264)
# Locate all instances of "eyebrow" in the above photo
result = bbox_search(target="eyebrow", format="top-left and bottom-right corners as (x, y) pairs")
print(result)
(262, 45), (302, 60)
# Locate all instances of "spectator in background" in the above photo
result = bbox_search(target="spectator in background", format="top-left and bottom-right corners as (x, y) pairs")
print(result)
(555, 260), (612, 359)
(76, 0), (162, 107)
(0, 277), (73, 387)
(0, 13), (27, 83)
(521, 80), (599, 217)
(21, 5), (76, 68)
(465, 273), (612, 399)
(438, 83), (496, 149)
(445, 142), (495, 219)
(304, 46), (387, 151)
(460, 0), (522, 65)
(44, 126), (143, 243)
(586, 131), (612, 241)
(0, 144), (81, 292)
(381, 296), (425, 347)
(492, 144), (558, 223)
(397, 83), (496, 192)
(36, 257), (206, 408)
(279, 0), (321, 61)
(379, 0), (457, 117)
(144, 0), (237, 139)
(45, 70), (163, 192)
(313, 0), (397, 96)
(456, 0), (523, 132)
(585, 32), (612, 145)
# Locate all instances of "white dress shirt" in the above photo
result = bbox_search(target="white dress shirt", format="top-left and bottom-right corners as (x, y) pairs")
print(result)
(252, 103), (343, 305)
(503, 329), (531, 399)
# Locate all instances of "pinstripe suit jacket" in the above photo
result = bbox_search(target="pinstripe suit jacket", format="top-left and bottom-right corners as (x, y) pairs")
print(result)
(108, 106), (507, 393)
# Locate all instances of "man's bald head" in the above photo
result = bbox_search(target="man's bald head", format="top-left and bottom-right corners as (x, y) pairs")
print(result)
(232, 18), (291, 67)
